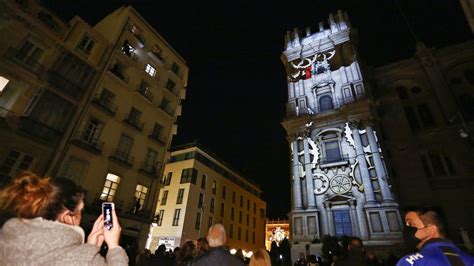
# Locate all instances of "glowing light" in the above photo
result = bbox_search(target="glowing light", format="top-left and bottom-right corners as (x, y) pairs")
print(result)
(145, 64), (157, 77)
(230, 249), (237, 255)
(0, 76), (9, 93)
(244, 251), (253, 258)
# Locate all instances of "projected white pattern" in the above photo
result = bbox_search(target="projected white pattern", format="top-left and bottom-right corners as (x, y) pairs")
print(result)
(313, 173), (329, 194)
(330, 175), (352, 194)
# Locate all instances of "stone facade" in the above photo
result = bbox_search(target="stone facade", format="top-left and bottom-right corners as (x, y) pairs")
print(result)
(280, 11), (402, 254)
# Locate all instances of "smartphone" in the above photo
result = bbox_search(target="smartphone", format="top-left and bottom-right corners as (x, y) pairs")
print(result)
(102, 202), (114, 230)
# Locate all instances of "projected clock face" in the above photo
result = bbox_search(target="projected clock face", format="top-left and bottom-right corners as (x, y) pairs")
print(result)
(313, 174), (329, 195)
(330, 175), (352, 194)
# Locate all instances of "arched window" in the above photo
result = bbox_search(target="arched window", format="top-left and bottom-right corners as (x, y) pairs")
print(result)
(319, 95), (334, 112)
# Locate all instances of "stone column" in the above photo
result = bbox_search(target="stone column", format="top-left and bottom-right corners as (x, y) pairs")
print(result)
(324, 201), (334, 235)
(303, 137), (316, 209)
(348, 199), (360, 237)
(351, 122), (376, 204)
(292, 140), (303, 210)
(366, 126), (394, 202)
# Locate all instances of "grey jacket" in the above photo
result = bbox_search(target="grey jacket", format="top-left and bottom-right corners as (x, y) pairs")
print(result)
(0, 218), (128, 266)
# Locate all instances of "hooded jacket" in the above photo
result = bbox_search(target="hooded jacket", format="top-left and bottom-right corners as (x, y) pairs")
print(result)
(0, 218), (128, 266)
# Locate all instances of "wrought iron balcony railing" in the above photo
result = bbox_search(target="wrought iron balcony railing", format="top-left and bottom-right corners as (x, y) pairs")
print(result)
(91, 95), (117, 116)
(71, 131), (104, 154)
(139, 161), (162, 177)
(123, 113), (144, 131)
(4, 48), (45, 76)
(109, 149), (134, 167)
(17, 116), (61, 143)
(137, 86), (153, 102)
(148, 130), (166, 145)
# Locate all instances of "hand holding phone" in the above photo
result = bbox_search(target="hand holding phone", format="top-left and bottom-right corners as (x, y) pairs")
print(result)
(102, 202), (114, 230)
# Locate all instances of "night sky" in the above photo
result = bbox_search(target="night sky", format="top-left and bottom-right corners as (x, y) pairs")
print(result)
(43, 0), (471, 219)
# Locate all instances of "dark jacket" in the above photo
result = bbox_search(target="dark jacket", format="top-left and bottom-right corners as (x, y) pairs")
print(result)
(397, 238), (474, 266)
(191, 246), (244, 266)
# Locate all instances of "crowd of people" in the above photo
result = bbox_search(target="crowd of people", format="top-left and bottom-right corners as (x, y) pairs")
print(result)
(1, 172), (474, 265)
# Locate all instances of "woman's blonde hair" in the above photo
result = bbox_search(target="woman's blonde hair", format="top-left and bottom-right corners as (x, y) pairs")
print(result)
(249, 248), (271, 266)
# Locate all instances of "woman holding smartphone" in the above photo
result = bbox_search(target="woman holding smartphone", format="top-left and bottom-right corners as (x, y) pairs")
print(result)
(0, 171), (128, 265)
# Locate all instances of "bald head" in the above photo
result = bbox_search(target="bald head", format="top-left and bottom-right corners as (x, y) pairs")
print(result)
(206, 223), (226, 247)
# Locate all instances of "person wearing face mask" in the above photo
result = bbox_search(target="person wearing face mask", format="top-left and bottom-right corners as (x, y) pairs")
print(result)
(0, 171), (128, 265)
(397, 207), (474, 266)
(334, 237), (366, 266)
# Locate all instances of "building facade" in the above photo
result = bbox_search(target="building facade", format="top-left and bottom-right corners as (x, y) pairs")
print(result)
(0, 0), (107, 184)
(372, 40), (474, 245)
(265, 219), (290, 251)
(51, 6), (188, 249)
(280, 11), (402, 255)
(148, 143), (267, 254)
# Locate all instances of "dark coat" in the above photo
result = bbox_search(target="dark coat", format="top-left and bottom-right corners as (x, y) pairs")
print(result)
(191, 247), (244, 266)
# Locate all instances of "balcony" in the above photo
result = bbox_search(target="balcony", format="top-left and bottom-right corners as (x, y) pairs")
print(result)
(137, 85), (154, 102)
(123, 113), (144, 131)
(108, 65), (129, 83)
(165, 85), (180, 97)
(149, 130), (166, 145)
(128, 25), (145, 46)
(4, 48), (45, 76)
(159, 105), (174, 117)
(70, 131), (104, 154)
(121, 41), (139, 62)
(109, 149), (134, 167)
(47, 71), (84, 100)
(91, 95), (117, 116)
(17, 116), (61, 143)
(139, 161), (161, 178)
(286, 96), (367, 118)
(319, 154), (350, 168)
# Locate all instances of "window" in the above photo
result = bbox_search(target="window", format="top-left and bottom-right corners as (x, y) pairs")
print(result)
(404, 106), (420, 131)
(319, 95), (334, 112)
(0, 150), (34, 176)
(160, 190), (168, 205)
(222, 186), (227, 199)
(429, 153), (447, 176)
(208, 216), (213, 228)
(172, 209), (181, 226)
(231, 207), (234, 221)
(253, 217), (256, 227)
(220, 203), (225, 217)
(240, 196), (243, 207)
(121, 40), (136, 59)
(238, 227), (241, 240)
(253, 203), (256, 214)
(246, 214), (249, 226)
(212, 180), (217, 194)
(333, 210), (353, 237)
(417, 104), (436, 128)
(145, 64), (156, 77)
(156, 210), (164, 226)
(116, 134), (133, 158)
(127, 107), (142, 125)
(16, 40), (44, 65)
(232, 191), (236, 204)
(77, 35), (95, 54)
(181, 168), (198, 184)
(163, 172), (172, 186)
(210, 198), (215, 213)
(82, 118), (103, 144)
(201, 174), (207, 189)
(166, 79), (176, 91)
(247, 199), (250, 211)
(138, 80), (153, 101)
(143, 148), (158, 171)
(176, 188), (185, 204)
(134, 184), (148, 211)
(245, 230), (248, 242)
(195, 212), (201, 230)
(239, 211), (242, 223)
(99, 88), (115, 103)
(229, 224), (234, 239)
(324, 140), (341, 163)
(198, 193), (204, 209)
(100, 173), (120, 201)
(252, 231), (255, 244)
(171, 62), (180, 75)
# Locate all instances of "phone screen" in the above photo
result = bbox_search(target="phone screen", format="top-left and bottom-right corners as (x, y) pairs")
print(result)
(103, 203), (113, 230)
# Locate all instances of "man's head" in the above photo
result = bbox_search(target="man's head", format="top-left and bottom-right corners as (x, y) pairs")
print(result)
(206, 223), (226, 248)
(347, 237), (364, 256)
(403, 207), (446, 249)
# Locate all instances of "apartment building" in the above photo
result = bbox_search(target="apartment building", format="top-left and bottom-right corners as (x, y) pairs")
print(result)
(148, 143), (267, 255)
(51, 6), (189, 248)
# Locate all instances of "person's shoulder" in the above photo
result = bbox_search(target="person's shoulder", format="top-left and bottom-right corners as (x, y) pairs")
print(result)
(397, 252), (427, 266)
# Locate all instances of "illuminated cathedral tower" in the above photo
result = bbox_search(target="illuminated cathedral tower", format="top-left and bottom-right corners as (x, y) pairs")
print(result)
(281, 11), (402, 250)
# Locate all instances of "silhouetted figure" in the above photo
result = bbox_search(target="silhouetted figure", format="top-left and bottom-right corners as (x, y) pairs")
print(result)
(177, 241), (195, 266)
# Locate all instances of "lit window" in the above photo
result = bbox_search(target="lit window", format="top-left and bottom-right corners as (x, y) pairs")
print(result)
(134, 184), (148, 211)
(100, 173), (121, 201)
(0, 76), (9, 93)
(145, 64), (156, 77)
